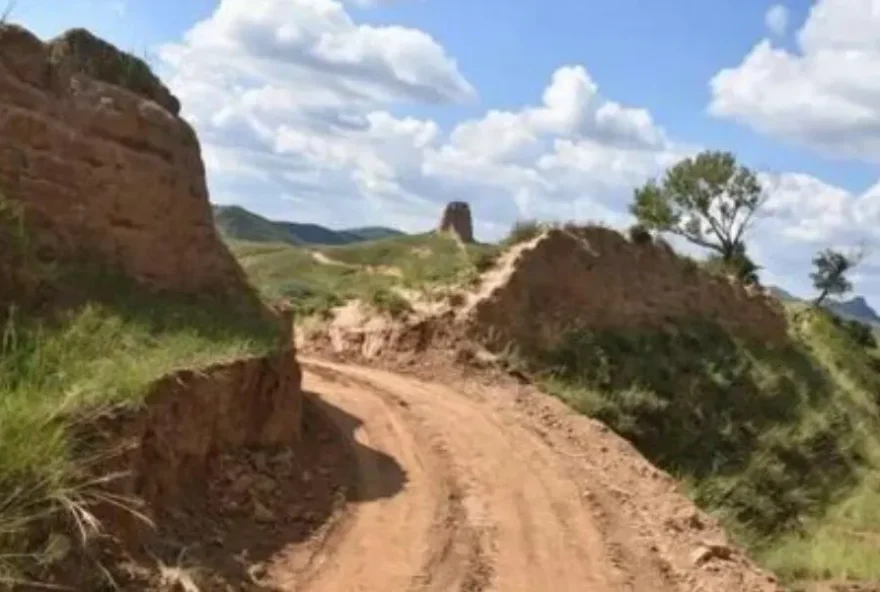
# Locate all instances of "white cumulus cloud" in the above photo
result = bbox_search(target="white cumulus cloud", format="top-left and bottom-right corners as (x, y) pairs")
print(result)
(710, 0), (880, 162)
(156, 0), (880, 302)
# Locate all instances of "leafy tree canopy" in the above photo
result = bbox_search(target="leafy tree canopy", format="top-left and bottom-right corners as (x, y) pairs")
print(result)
(811, 248), (864, 307)
(631, 150), (765, 262)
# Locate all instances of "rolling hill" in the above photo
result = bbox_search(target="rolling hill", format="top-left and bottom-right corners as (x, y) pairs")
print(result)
(212, 205), (405, 246)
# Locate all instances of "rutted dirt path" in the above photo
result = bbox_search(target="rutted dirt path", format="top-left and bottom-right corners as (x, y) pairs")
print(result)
(269, 358), (780, 592)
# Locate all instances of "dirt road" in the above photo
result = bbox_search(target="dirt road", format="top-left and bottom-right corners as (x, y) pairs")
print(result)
(267, 358), (780, 592)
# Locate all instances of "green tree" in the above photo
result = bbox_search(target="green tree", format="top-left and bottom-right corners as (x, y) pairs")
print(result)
(630, 151), (765, 264)
(810, 247), (864, 307)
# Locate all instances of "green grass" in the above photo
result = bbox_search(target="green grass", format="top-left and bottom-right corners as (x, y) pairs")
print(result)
(536, 306), (880, 582)
(321, 232), (499, 287)
(0, 262), (279, 584)
(229, 240), (398, 317)
(47, 28), (175, 114)
(229, 233), (500, 318)
(502, 219), (547, 247)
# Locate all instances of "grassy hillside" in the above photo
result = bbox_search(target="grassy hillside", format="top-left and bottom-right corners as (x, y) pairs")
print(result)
(0, 202), (279, 584)
(213, 204), (296, 245)
(537, 305), (880, 582)
(213, 205), (405, 246)
(228, 232), (499, 318)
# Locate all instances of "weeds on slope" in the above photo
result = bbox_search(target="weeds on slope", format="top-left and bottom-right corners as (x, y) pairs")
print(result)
(0, 262), (279, 585)
(230, 233), (499, 318)
(321, 232), (499, 287)
(536, 309), (880, 581)
(757, 310), (880, 581)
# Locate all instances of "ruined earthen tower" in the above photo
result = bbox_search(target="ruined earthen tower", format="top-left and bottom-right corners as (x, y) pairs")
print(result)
(438, 201), (474, 243)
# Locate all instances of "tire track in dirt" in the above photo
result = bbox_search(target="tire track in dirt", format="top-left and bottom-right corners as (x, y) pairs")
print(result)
(273, 358), (781, 592)
(284, 360), (639, 591)
(270, 363), (483, 592)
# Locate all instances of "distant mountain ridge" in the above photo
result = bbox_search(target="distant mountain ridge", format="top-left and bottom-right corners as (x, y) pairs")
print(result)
(212, 205), (405, 246)
(769, 287), (880, 327)
(828, 296), (880, 326)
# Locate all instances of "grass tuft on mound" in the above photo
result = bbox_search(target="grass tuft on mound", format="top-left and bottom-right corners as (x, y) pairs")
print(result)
(538, 306), (880, 581)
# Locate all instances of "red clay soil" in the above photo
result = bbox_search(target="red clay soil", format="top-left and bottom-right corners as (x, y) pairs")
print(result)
(91, 355), (780, 591)
(28, 353), (784, 592)
(268, 358), (781, 592)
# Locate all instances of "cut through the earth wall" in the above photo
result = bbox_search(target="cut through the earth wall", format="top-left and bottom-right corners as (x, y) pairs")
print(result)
(467, 227), (789, 354)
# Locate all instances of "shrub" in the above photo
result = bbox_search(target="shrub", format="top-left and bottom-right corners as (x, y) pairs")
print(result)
(627, 223), (653, 245)
(829, 315), (878, 349)
(503, 219), (544, 246)
(277, 280), (342, 318)
(681, 257), (700, 276)
(364, 287), (412, 318)
(538, 322), (857, 543)
(471, 248), (499, 272)
(704, 249), (761, 286)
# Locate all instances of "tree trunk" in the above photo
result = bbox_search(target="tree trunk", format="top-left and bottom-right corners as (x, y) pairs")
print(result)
(812, 289), (829, 308)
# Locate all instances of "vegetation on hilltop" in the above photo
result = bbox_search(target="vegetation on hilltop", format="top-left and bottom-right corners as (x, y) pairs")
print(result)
(228, 232), (499, 318)
(810, 247), (867, 308)
(320, 232), (498, 277)
(631, 151), (765, 283)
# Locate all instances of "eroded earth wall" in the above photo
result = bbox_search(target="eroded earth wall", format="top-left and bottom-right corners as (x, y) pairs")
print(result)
(469, 227), (789, 353)
(0, 25), (247, 294)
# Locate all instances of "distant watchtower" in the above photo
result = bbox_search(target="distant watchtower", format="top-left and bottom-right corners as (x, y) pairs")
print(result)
(438, 201), (474, 243)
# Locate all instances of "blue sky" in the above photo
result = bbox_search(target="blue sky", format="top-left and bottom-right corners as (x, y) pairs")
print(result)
(11, 0), (880, 302)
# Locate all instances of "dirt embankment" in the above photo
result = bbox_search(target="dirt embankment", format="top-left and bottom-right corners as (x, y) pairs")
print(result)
(303, 226), (789, 365)
(0, 25), (247, 294)
(466, 227), (788, 353)
(36, 350), (306, 590)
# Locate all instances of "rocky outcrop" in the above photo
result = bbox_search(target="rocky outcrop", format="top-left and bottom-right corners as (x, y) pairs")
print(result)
(467, 227), (788, 352)
(439, 201), (474, 243)
(0, 24), (246, 294)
